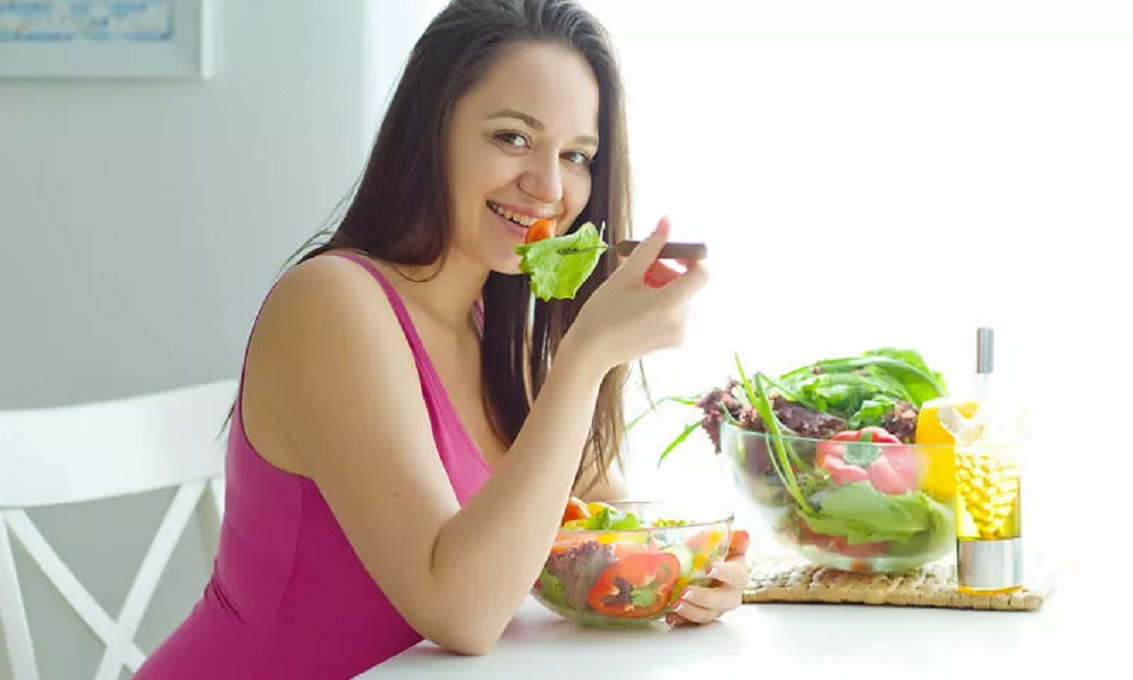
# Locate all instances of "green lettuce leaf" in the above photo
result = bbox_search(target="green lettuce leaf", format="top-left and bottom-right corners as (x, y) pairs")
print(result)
(862, 348), (948, 406)
(776, 347), (948, 425)
(516, 222), (608, 301)
(785, 371), (906, 419)
(802, 482), (950, 545)
(537, 570), (571, 609)
(887, 501), (953, 555)
(848, 395), (901, 429)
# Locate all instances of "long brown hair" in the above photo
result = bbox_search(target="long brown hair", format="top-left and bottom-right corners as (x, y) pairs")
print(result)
(289, 0), (633, 493)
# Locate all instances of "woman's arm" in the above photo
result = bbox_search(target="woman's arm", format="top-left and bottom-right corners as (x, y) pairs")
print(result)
(247, 257), (608, 656)
(247, 227), (703, 656)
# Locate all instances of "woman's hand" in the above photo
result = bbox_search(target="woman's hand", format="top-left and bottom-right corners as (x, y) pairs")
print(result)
(667, 529), (751, 627)
(564, 216), (708, 375)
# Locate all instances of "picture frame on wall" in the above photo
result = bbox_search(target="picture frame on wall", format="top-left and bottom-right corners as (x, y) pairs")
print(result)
(0, 0), (213, 79)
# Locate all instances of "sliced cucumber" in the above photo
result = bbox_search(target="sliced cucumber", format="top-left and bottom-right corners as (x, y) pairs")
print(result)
(662, 543), (695, 578)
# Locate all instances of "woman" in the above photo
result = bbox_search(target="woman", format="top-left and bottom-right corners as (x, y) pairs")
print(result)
(137, 0), (748, 677)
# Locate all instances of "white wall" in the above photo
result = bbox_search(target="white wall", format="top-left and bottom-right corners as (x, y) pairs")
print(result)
(0, 1), (377, 677)
(590, 1), (1133, 560)
(0, 1), (376, 410)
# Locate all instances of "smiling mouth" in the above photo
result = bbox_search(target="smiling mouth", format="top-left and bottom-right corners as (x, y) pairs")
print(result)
(487, 200), (555, 229)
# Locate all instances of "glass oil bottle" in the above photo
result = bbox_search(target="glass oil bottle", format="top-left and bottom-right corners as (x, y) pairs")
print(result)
(939, 327), (1024, 594)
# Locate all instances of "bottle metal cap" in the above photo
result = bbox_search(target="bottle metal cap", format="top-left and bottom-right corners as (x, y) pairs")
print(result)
(976, 327), (994, 374)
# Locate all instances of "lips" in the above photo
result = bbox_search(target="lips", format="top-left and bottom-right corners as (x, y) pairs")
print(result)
(487, 200), (556, 228)
(493, 209), (529, 239)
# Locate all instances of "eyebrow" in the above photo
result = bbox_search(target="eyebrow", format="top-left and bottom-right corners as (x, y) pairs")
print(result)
(485, 108), (599, 148)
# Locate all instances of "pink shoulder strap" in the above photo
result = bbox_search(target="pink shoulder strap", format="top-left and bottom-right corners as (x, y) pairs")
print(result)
(325, 251), (432, 356)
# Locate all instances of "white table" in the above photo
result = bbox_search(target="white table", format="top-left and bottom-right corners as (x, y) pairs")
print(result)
(361, 552), (1119, 679)
(364, 458), (1125, 679)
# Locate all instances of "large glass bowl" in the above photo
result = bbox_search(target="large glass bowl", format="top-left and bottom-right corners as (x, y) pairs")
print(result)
(720, 421), (957, 572)
(531, 501), (734, 628)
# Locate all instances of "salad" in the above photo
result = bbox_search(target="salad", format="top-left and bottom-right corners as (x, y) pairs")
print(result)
(650, 348), (958, 568)
(531, 498), (740, 626)
(515, 221), (607, 301)
(515, 219), (688, 301)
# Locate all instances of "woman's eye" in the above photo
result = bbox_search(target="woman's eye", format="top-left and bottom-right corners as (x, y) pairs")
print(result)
(563, 151), (593, 167)
(494, 131), (530, 148)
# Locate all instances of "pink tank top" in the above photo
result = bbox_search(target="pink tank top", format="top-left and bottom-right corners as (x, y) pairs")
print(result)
(135, 252), (493, 679)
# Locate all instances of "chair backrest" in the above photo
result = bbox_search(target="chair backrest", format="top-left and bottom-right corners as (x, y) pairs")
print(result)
(0, 379), (237, 680)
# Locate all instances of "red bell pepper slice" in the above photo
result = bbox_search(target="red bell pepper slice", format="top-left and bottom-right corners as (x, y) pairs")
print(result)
(815, 426), (918, 495)
(586, 552), (681, 619)
(726, 529), (750, 560)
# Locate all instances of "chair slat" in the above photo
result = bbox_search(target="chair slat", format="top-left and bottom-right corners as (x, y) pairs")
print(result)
(95, 482), (206, 679)
(0, 518), (40, 680)
(4, 510), (121, 645)
(0, 379), (235, 679)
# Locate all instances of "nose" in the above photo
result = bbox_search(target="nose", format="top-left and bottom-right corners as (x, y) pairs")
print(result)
(517, 151), (563, 205)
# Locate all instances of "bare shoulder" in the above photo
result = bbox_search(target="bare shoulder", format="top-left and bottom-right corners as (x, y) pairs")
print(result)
(258, 252), (395, 331)
(241, 252), (419, 477)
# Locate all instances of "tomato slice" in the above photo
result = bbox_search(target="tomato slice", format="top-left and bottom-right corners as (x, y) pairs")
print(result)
(798, 518), (887, 557)
(829, 535), (888, 558)
(524, 219), (555, 244)
(586, 552), (681, 619)
(561, 497), (591, 525)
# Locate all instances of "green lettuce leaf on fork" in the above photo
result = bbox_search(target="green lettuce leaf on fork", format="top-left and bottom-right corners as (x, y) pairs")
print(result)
(515, 222), (608, 301)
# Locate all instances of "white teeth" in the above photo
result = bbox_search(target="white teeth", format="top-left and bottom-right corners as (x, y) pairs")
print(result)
(489, 202), (542, 227)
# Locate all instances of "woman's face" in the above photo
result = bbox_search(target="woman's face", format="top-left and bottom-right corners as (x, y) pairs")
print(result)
(444, 41), (600, 275)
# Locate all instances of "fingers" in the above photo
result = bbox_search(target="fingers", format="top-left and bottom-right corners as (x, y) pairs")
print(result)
(668, 584), (742, 626)
(666, 556), (749, 628)
(615, 216), (671, 281)
(656, 257), (709, 303)
(667, 599), (717, 626)
(613, 216), (709, 299)
(706, 557), (750, 592)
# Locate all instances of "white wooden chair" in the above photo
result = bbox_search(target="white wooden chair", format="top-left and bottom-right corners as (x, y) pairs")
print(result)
(0, 379), (237, 680)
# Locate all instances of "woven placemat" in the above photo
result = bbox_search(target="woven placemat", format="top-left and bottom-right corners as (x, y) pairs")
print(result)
(742, 553), (1065, 611)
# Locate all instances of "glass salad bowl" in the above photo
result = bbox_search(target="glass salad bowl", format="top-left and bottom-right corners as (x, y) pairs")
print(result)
(720, 421), (957, 572)
(531, 500), (734, 628)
